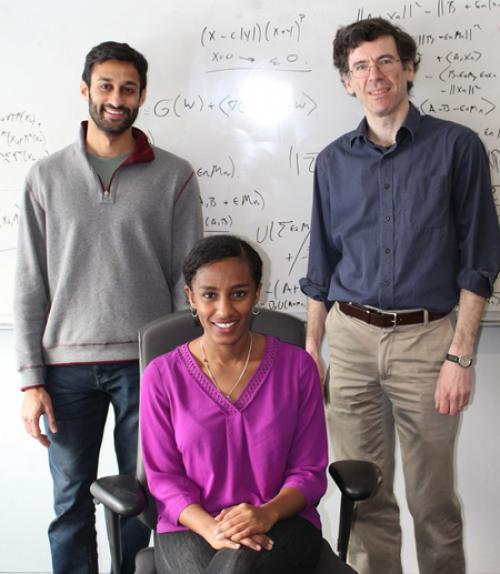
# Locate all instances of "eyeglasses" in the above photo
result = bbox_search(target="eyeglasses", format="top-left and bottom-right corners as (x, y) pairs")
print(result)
(349, 57), (402, 79)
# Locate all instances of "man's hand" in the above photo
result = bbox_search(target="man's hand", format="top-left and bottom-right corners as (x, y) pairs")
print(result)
(434, 360), (471, 416)
(214, 503), (277, 548)
(305, 298), (327, 383)
(434, 288), (484, 417)
(21, 387), (57, 447)
(306, 347), (326, 383)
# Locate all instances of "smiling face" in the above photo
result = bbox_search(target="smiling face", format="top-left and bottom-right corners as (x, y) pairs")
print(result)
(342, 35), (414, 124)
(81, 59), (145, 135)
(185, 257), (261, 347)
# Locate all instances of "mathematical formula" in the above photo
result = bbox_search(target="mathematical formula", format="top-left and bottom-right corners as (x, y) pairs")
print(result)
(145, 92), (317, 119)
(0, 112), (48, 165)
(357, 0), (500, 22)
(200, 14), (306, 46)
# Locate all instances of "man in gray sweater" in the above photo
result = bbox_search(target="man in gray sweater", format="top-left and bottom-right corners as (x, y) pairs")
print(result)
(15, 41), (202, 574)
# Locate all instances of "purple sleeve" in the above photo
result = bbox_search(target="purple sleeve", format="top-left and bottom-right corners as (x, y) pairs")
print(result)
(140, 359), (201, 526)
(281, 351), (328, 507)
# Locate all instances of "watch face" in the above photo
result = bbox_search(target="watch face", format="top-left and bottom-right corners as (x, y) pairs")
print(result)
(446, 353), (473, 368)
(458, 356), (473, 368)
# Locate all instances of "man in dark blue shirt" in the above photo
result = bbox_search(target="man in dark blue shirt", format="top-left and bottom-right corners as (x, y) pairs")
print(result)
(301, 17), (500, 574)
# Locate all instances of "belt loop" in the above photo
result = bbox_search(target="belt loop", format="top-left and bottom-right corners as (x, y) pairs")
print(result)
(423, 309), (429, 326)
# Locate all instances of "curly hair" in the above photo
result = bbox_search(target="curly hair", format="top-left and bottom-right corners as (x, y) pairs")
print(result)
(333, 18), (420, 92)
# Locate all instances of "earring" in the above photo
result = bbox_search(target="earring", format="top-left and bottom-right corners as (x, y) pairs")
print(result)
(252, 306), (260, 316)
(190, 306), (198, 318)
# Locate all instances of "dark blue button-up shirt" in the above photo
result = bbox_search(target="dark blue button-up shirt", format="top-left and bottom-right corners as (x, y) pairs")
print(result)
(300, 104), (500, 313)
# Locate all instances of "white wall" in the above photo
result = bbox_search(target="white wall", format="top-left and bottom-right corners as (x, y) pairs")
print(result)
(1, 326), (499, 573)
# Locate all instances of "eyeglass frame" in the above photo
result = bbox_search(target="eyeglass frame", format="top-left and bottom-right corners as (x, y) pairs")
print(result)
(348, 56), (404, 79)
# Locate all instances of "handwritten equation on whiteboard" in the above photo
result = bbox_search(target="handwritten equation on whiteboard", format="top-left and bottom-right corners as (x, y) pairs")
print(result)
(143, 91), (317, 119)
(356, 0), (500, 22)
(0, 112), (48, 256)
(2, 0), (500, 317)
(200, 14), (311, 74)
(0, 111), (49, 165)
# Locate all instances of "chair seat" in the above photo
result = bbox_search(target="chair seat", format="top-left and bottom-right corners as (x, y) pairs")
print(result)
(134, 538), (357, 573)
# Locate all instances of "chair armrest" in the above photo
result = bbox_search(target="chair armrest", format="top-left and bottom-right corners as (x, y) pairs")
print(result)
(90, 474), (146, 517)
(328, 460), (381, 501)
(328, 460), (381, 563)
(91, 475), (147, 574)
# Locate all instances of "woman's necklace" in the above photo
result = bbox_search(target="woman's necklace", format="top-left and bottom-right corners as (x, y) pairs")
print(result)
(200, 333), (253, 402)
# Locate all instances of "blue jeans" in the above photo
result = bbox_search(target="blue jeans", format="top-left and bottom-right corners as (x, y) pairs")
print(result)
(45, 362), (151, 574)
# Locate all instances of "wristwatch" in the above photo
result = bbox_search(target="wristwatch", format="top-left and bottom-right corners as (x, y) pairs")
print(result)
(446, 353), (474, 368)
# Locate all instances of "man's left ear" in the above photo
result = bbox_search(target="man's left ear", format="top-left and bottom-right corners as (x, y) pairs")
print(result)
(139, 89), (147, 106)
(80, 81), (90, 100)
(342, 73), (355, 97)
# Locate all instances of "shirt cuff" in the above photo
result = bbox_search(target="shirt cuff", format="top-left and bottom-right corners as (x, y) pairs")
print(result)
(21, 383), (45, 392)
(457, 268), (498, 298)
(299, 277), (329, 302)
(19, 365), (45, 390)
(167, 493), (202, 527)
(282, 477), (325, 508)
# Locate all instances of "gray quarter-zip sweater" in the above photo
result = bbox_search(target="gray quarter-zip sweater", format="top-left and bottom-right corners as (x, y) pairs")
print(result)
(14, 123), (202, 389)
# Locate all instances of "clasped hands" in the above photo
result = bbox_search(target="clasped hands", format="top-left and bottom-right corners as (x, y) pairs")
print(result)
(210, 503), (277, 552)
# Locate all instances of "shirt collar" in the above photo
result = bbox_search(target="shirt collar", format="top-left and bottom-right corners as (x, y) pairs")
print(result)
(348, 102), (421, 148)
(80, 121), (155, 165)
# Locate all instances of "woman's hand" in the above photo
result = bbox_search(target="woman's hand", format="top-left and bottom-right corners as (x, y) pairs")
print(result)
(204, 523), (241, 551)
(179, 503), (241, 551)
(214, 529), (274, 552)
(214, 503), (278, 544)
(238, 533), (274, 552)
(179, 503), (273, 552)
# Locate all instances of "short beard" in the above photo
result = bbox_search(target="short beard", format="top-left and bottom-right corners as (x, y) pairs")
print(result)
(88, 98), (139, 135)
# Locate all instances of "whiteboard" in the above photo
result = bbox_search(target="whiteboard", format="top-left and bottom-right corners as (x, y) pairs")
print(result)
(1, 0), (499, 327)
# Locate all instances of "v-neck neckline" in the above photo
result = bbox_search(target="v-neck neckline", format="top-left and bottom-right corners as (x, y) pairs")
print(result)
(179, 335), (277, 415)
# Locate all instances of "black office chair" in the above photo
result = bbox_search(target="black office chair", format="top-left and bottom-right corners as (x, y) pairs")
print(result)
(91, 309), (380, 574)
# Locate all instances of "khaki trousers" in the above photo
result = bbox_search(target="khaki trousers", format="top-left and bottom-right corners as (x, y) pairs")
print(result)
(326, 303), (465, 574)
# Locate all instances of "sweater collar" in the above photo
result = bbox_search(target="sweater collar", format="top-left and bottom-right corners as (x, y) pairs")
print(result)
(79, 121), (155, 165)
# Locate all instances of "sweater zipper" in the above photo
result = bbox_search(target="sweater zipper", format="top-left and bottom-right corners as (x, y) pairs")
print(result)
(97, 177), (110, 201)
(100, 165), (122, 201)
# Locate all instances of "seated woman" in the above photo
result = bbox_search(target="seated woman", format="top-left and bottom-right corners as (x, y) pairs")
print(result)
(140, 234), (328, 574)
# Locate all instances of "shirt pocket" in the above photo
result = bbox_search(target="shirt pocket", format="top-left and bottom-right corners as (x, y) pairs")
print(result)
(405, 175), (450, 229)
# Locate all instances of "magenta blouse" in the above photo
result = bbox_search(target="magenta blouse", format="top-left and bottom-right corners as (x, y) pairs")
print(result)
(140, 335), (328, 533)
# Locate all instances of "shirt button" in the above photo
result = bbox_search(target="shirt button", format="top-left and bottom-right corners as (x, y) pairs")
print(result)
(383, 280), (390, 286)
(384, 183), (390, 190)
(385, 248), (391, 254)
(385, 216), (391, 222)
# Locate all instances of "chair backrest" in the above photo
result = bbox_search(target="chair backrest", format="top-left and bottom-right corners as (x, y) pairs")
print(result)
(136, 308), (305, 529)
